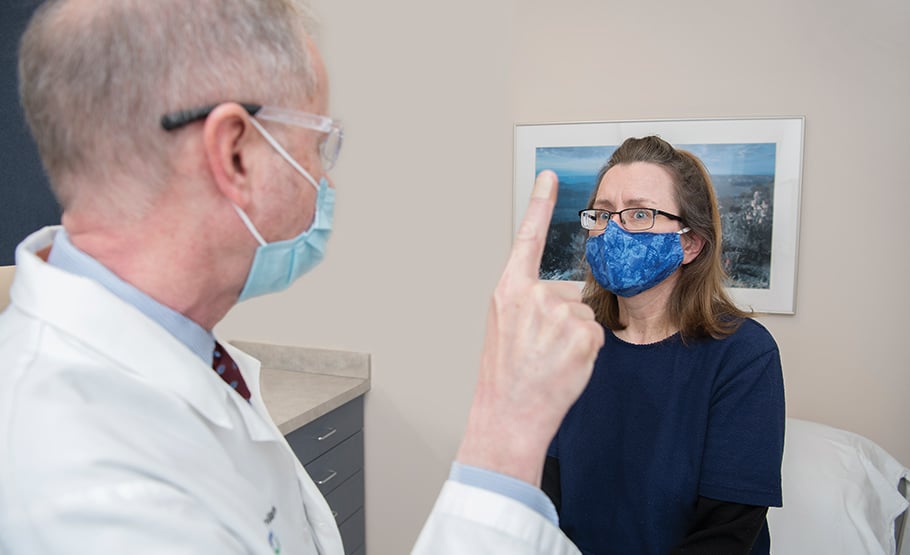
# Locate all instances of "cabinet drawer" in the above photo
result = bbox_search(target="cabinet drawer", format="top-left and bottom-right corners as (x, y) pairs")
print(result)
(340, 507), (365, 555)
(325, 469), (364, 525)
(304, 430), (363, 497)
(286, 397), (363, 465)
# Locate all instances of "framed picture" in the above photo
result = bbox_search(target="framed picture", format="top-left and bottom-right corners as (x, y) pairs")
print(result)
(513, 117), (805, 314)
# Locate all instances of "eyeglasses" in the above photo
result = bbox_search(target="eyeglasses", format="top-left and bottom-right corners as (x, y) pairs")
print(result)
(160, 102), (344, 170)
(579, 208), (685, 232)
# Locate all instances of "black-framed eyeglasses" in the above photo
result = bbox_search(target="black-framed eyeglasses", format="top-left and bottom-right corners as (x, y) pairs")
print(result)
(579, 208), (685, 232)
(160, 102), (344, 170)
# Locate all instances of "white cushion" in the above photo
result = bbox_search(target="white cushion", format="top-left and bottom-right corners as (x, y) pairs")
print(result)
(768, 418), (909, 555)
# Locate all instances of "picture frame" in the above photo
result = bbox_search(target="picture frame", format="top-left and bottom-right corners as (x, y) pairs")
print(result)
(513, 117), (805, 314)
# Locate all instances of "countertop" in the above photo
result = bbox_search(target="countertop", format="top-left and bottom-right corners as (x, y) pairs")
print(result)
(231, 340), (370, 435)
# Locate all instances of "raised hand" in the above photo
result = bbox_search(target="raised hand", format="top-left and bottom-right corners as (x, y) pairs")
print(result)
(456, 170), (604, 486)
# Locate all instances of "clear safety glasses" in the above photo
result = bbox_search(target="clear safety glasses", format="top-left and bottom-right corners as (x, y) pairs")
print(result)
(160, 102), (343, 170)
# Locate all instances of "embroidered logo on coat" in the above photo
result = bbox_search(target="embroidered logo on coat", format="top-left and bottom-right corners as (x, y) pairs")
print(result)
(265, 506), (280, 554)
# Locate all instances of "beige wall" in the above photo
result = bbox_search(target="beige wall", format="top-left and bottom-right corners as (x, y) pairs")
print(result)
(216, 0), (910, 552)
(0, 1), (894, 554)
(0, 267), (13, 311)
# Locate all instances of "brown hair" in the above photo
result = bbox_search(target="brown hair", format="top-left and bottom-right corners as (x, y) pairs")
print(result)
(582, 135), (747, 339)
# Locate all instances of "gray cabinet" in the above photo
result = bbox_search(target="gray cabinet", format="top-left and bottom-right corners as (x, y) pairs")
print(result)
(286, 396), (365, 555)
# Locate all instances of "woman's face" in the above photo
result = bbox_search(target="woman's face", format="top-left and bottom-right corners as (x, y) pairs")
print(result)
(591, 162), (683, 236)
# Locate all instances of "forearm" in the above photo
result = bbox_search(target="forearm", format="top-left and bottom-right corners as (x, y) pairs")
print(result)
(455, 388), (561, 486)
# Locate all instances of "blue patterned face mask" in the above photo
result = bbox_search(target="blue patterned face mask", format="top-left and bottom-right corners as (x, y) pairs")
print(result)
(585, 220), (690, 297)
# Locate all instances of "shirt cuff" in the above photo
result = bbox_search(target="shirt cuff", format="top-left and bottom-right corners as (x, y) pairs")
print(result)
(449, 461), (559, 525)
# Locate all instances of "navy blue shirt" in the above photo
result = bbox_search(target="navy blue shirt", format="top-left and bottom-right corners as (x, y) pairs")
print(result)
(548, 319), (785, 555)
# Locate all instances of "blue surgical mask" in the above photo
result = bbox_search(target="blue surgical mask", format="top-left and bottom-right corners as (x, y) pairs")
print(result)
(585, 220), (689, 297)
(233, 118), (335, 301)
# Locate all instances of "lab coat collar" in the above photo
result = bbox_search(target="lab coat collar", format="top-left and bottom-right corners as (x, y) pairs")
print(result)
(11, 226), (267, 436)
(219, 342), (282, 442)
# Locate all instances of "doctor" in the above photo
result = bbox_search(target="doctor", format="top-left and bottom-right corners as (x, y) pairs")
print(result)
(0, 0), (603, 553)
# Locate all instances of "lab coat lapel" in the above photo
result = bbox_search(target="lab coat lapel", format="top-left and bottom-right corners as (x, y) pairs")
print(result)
(226, 344), (344, 554)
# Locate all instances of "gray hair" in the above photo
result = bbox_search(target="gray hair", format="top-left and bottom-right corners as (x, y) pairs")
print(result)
(18, 0), (318, 211)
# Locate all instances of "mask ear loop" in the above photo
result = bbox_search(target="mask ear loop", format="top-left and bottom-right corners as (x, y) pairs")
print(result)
(231, 204), (267, 246)
(233, 116), (325, 247)
(248, 117), (320, 191)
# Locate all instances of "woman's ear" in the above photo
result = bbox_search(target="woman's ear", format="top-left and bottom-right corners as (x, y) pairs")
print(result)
(681, 231), (705, 265)
(202, 103), (257, 208)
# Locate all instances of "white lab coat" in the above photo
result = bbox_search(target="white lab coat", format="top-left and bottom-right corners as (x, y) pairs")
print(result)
(413, 481), (581, 554)
(0, 227), (580, 555)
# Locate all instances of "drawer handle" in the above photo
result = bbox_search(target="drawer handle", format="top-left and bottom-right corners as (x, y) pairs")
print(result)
(316, 470), (338, 485)
(315, 428), (337, 441)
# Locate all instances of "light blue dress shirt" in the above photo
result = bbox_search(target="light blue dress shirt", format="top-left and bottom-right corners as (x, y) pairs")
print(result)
(46, 228), (558, 525)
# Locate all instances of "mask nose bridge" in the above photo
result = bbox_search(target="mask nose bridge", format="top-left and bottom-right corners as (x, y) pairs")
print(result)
(605, 215), (628, 232)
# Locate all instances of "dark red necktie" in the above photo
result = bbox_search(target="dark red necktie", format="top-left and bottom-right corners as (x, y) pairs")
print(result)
(212, 341), (251, 401)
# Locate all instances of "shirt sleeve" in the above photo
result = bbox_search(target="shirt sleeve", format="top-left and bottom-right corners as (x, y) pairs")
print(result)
(670, 496), (768, 555)
(449, 462), (560, 525)
(699, 324), (785, 507)
(541, 456), (562, 515)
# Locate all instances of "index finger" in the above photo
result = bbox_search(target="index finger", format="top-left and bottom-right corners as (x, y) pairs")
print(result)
(508, 170), (558, 280)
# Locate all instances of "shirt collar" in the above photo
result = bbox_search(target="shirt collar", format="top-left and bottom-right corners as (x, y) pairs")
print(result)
(47, 229), (215, 363)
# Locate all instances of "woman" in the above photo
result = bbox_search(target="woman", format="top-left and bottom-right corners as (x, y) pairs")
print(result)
(542, 136), (785, 555)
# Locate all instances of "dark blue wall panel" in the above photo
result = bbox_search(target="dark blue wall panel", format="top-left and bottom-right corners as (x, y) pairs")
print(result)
(1, 1), (61, 266)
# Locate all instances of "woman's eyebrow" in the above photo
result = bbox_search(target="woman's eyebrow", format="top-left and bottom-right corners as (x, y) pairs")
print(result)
(592, 197), (658, 209)
(624, 196), (659, 207)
